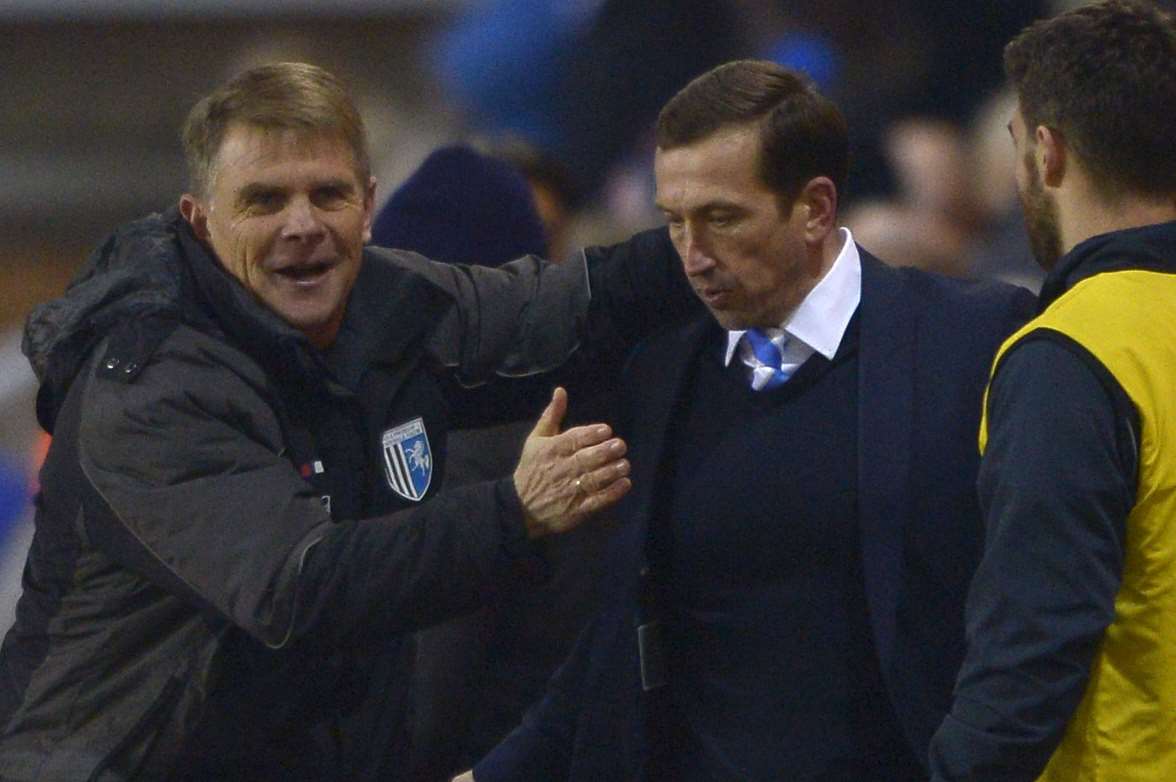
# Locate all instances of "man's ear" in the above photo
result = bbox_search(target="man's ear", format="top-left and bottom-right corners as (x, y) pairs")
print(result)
(362, 175), (377, 244)
(179, 193), (211, 241)
(1036, 126), (1066, 188)
(799, 176), (838, 243)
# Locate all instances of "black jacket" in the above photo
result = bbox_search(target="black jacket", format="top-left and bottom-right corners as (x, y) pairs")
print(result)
(0, 210), (692, 780)
(476, 252), (1036, 780)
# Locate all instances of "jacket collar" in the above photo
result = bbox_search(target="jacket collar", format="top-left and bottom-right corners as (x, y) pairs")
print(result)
(325, 249), (447, 390)
(177, 216), (447, 394)
(1038, 219), (1176, 310)
(175, 214), (329, 392)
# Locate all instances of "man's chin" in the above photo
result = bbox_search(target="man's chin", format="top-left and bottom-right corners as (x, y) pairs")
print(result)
(271, 305), (342, 348)
(1024, 219), (1063, 272)
(708, 310), (751, 332)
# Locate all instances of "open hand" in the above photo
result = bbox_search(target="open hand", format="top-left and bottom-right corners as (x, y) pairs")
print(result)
(513, 387), (631, 537)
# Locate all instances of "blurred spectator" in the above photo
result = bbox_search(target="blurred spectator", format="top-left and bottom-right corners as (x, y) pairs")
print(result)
(430, 0), (1046, 251)
(372, 145), (547, 264)
(430, 1), (601, 159)
(751, 0), (1046, 200)
(763, 30), (842, 93)
(0, 458), (25, 562)
(482, 138), (581, 263)
(847, 118), (979, 277)
(0, 452), (32, 637)
(965, 88), (1044, 291)
(886, 118), (980, 230)
(433, 0), (743, 202)
(0, 327), (40, 636)
(847, 104), (1044, 290)
(845, 199), (973, 277)
(0, 453), (29, 639)
(969, 90), (1020, 224)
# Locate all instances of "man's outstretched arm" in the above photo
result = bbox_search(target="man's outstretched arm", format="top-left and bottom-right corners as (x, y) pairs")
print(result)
(372, 226), (698, 385)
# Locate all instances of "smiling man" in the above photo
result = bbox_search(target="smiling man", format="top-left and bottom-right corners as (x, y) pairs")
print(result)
(0, 63), (696, 780)
(467, 60), (1034, 781)
(180, 125), (374, 350)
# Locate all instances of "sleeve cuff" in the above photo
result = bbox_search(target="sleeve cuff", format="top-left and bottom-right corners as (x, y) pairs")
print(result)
(495, 478), (549, 580)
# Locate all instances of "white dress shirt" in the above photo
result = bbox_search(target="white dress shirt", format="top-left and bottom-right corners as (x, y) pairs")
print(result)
(724, 228), (862, 385)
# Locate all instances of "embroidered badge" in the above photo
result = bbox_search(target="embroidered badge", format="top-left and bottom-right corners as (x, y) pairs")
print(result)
(382, 418), (432, 502)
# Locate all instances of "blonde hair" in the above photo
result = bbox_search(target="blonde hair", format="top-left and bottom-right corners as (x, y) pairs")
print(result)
(182, 62), (369, 196)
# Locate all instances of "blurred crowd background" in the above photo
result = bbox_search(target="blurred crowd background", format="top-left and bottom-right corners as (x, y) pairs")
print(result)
(1, 0), (1093, 631)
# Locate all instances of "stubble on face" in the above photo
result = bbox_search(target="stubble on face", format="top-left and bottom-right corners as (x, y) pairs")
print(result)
(1019, 148), (1063, 270)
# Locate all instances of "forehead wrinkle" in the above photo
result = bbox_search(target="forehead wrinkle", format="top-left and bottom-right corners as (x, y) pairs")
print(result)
(657, 133), (770, 202)
(213, 125), (361, 190)
(656, 167), (756, 215)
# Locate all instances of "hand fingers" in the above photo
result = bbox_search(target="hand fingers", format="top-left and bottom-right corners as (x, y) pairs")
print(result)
(571, 436), (628, 477)
(575, 476), (632, 516)
(555, 423), (615, 458)
(576, 457), (630, 494)
(529, 387), (569, 439)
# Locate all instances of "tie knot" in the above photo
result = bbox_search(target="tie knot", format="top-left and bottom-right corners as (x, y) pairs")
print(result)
(743, 328), (791, 390)
(745, 328), (785, 367)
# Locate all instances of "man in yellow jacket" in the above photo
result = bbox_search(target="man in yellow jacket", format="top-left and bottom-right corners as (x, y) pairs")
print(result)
(930, 2), (1176, 780)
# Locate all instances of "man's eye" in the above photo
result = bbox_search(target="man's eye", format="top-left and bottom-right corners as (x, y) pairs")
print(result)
(313, 187), (348, 208)
(245, 192), (283, 212)
(710, 214), (734, 228)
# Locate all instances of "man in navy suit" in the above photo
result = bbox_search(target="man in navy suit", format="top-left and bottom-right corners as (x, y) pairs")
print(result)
(463, 60), (1035, 781)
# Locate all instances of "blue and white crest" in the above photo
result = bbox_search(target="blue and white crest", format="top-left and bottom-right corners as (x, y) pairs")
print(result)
(382, 418), (432, 502)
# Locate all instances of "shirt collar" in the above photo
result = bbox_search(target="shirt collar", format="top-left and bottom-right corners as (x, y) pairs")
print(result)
(724, 227), (862, 365)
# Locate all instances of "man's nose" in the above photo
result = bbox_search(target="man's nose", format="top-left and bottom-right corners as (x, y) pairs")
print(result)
(680, 227), (715, 276)
(280, 196), (326, 241)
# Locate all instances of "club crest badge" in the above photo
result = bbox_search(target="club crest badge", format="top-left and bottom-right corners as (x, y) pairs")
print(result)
(382, 418), (432, 502)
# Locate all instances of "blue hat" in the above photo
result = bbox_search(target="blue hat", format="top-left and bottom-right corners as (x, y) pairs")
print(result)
(371, 145), (548, 267)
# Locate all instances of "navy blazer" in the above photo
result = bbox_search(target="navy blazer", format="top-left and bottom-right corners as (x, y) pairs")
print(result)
(477, 251), (1035, 781)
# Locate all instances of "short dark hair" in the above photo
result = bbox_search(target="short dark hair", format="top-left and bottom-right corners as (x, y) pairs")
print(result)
(655, 60), (848, 206)
(182, 62), (370, 197)
(1005, 0), (1176, 198)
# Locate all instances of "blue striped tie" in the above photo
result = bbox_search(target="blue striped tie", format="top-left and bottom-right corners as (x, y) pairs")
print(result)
(745, 328), (790, 390)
